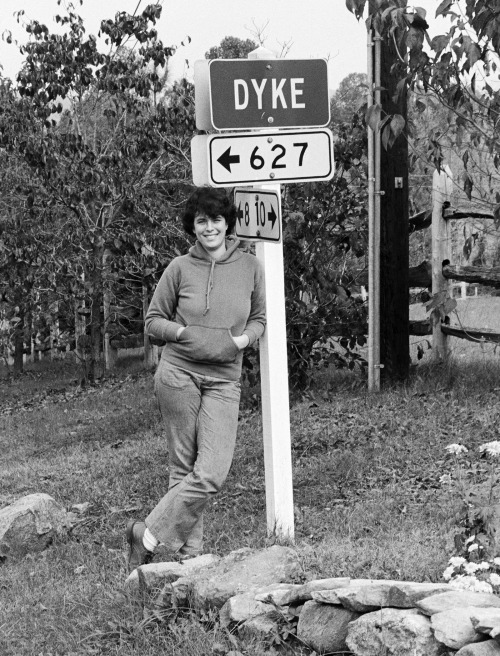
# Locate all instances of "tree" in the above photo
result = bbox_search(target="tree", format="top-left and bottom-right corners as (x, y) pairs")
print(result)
(0, 2), (187, 381)
(205, 36), (257, 60)
(330, 72), (367, 131)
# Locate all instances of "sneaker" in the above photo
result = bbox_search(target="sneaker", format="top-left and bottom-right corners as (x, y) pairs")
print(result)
(126, 520), (154, 571)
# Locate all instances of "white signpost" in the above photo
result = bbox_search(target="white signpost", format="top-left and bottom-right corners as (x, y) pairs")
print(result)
(234, 187), (281, 242)
(192, 47), (334, 541)
(191, 129), (334, 187)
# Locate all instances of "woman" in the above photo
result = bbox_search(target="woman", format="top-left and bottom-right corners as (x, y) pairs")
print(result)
(126, 187), (266, 569)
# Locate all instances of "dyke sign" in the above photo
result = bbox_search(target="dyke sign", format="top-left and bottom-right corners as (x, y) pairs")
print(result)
(194, 58), (330, 131)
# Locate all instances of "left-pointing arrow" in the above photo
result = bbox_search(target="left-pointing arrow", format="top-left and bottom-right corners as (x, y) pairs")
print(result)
(237, 202), (243, 226)
(217, 147), (240, 172)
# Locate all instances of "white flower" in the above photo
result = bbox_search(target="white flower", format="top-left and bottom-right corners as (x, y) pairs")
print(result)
(440, 474), (452, 485)
(449, 575), (493, 594)
(494, 557), (500, 566)
(449, 556), (466, 567)
(479, 441), (500, 457)
(464, 562), (481, 574)
(442, 565), (455, 581)
(490, 573), (500, 586)
(468, 543), (479, 552)
(446, 443), (468, 455)
(465, 535), (477, 544)
(478, 562), (491, 570)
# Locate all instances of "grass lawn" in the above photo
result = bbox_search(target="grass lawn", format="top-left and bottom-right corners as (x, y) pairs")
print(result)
(1, 331), (500, 655)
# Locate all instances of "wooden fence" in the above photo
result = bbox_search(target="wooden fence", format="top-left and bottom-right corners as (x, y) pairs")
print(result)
(408, 167), (500, 358)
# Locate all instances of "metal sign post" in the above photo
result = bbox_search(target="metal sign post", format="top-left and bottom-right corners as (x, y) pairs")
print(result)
(246, 48), (294, 541)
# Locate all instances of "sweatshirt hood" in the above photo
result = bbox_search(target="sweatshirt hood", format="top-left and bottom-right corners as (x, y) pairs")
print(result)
(188, 238), (243, 314)
(188, 238), (243, 263)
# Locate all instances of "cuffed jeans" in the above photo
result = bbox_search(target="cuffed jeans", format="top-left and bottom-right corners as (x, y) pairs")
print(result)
(146, 360), (241, 556)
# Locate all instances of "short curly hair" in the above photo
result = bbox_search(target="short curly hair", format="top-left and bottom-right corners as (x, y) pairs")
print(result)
(182, 187), (237, 237)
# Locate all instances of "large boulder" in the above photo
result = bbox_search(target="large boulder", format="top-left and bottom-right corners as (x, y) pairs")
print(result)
(470, 607), (500, 638)
(456, 641), (500, 656)
(0, 493), (70, 562)
(124, 554), (220, 596)
(417, 591), (500, 616)
(279, 577), (350, 605)
(170, 546), (301, 610)
(431, 607), (487, 650)
(333, 580), (450, 612)
(346, 608), (443, 656)
(296, 599), (361, 653)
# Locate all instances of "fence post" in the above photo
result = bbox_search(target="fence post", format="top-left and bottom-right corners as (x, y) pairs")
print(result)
(431, 166), (453, 361)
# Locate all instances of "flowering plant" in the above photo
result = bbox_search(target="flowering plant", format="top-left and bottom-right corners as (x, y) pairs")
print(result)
(441, 441), (500, 592)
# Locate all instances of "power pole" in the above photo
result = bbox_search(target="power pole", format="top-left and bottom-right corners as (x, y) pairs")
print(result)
(370, 2), (410, 381)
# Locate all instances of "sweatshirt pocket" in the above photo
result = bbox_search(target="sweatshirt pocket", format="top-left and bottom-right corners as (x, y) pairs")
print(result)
(176, 325), (239, 364)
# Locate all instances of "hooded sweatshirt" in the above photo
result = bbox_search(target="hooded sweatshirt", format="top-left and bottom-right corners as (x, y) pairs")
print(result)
(145, 238), (266, 380)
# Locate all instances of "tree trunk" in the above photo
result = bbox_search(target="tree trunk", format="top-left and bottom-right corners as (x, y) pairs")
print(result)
(372, 5), (410, 381)
(12, 305), (24, 375)
(103, 249), (117, 372)
(88, 241), (104, 382)
(142, 281), (158, 369)
(49, 299), (60, 361)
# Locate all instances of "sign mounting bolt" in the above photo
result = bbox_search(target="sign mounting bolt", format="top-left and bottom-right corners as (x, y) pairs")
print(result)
(255, 195), (259, 201)
(268, 117), (274, 124)
(267, 137), (273, 143)
(269, 172), (275, 179)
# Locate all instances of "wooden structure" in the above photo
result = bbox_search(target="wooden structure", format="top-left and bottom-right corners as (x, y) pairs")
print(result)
(408, 167), (500, 352)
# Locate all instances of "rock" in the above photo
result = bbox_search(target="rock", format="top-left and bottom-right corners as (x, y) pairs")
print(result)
(238, 613), (280, 642)
(416, 591), (500, 616)
(124, 554), (220, 596)
(71, 502), (91, 514)
(296, 600), (361, 653)
(254, 583), (302, 605)
(346, 608), (442, 656)
(317, 580), (449, 612)
(172, 546), (301, 611)
(431, 606), (487, 650)
(456, 641), (500, 656)
(470, 608), (500, 636)
(280, 577), (350, 604)
(311, 579), (400, 606)
(0, 493), (70, 562)
(220, 585), (287, 626)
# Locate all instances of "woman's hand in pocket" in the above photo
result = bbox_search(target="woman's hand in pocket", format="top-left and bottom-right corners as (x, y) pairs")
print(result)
(231, 334), (250, 350)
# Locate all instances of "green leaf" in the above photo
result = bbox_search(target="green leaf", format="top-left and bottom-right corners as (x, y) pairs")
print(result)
(365, 103), (381, 131)
(435, 0), (453, 18)
(390, 114), (405, 140)
(463, 173), (473, 200)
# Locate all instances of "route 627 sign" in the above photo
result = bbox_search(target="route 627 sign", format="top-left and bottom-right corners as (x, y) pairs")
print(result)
(191, 129), (334, 187)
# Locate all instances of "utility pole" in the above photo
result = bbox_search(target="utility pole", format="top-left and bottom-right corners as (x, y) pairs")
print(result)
(369, 1), (410, 382)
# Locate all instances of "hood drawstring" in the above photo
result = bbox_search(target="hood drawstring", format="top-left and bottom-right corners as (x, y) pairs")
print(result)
(203, 259), (215, 315)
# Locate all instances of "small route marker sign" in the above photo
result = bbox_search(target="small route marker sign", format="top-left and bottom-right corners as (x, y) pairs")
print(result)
(191, 129), (334, 187)
(234, 187), (281, 242)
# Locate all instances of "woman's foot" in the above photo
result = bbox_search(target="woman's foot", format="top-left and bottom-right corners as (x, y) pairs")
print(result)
(126, 520), (155, 571)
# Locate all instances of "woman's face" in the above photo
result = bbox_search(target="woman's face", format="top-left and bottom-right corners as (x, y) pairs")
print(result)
(193, 213), (228, 253)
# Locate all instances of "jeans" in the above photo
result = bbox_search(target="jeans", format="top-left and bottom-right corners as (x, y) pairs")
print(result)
(146, 360), (241, 555)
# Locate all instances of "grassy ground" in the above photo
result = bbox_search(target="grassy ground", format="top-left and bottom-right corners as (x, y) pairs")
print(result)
(1, 332), (500, 655)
